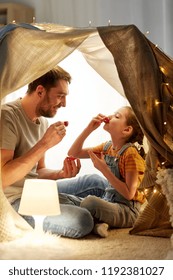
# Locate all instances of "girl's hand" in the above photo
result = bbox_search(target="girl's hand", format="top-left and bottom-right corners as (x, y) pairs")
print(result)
(58, 157), (81, 178)
(87, 113), (107, 131)
(88, 150), (107, 172)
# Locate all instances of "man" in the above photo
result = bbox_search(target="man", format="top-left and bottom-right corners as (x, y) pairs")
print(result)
(1, 67), (81, 192)
(1, 66), (107, 238)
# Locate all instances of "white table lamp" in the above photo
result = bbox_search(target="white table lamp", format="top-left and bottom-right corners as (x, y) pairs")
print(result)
(18, 179), (61, 232)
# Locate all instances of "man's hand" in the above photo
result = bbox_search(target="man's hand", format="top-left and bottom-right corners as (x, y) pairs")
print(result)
(58, 156), (81, 178)
(41, 121), (67, 149)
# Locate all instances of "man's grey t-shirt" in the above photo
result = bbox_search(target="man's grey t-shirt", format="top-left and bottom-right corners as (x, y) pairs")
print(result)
(1, 98), (48, 203)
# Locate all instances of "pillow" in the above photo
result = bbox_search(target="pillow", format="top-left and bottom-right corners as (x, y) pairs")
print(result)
(129, 184), (173, 238)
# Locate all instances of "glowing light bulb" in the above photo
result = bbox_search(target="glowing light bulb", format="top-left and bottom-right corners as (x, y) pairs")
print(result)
(159, 66), (165, 74)
(144, 189), (148, 195)
(155, 100), (161, 106)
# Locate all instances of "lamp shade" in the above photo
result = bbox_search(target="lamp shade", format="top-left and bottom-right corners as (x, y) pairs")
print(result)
(18, 179), (61, 216)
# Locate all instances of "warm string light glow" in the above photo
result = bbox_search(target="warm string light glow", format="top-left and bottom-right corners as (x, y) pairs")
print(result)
(153, 188), (157, 193)
(144, 188), (148, 195)
(153, 66), (171, 168)
(160, 155), (168, 167)
(139, 32), (171, 197)
(160, 150), (168, 166)
(144, 186), (159, 196)
(155, 99), (162, 106)
(159, 66), (166, 74)
(159, 67), (172, 100)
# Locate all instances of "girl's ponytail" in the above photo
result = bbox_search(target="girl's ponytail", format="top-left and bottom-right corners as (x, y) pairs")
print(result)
(124, 106), (146, 159)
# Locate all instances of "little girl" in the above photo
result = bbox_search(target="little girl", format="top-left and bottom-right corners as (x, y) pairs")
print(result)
(68, 106), (146, 237)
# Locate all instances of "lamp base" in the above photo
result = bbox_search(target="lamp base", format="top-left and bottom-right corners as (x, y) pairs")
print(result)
(33, 215), (45, 232)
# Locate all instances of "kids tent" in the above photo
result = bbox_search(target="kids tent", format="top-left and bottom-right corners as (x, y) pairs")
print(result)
(0, 23), (173, 241)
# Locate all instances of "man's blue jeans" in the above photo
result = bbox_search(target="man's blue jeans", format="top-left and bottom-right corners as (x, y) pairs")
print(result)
(12, 196), (94, 239)
(11, 174), (108, 238)
(57, 174), (108, 197)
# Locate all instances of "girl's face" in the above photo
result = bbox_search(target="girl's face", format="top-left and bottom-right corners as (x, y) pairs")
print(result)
(103, 107), (130, 136)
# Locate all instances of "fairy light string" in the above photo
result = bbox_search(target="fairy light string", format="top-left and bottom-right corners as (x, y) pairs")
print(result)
(143, 36), (172, 195)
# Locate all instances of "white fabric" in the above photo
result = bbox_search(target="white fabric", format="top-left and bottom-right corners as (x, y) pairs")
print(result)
(0, 23), (124, 99)
(78, 32), (124, 96)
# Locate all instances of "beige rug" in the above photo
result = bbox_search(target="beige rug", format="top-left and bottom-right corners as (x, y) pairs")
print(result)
(0, 228), (171, 260)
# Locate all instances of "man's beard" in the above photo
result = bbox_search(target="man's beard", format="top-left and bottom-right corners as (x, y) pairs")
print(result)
(37, 97), (60, 118)
(39, 107), (58, 118)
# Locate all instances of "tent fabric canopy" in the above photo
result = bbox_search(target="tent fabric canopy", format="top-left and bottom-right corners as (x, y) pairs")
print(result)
(0, 23), (124, 99)
(0, 23), (173, 240)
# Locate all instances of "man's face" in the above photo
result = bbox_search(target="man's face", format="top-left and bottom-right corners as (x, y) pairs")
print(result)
(37, 80), (69, 118)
